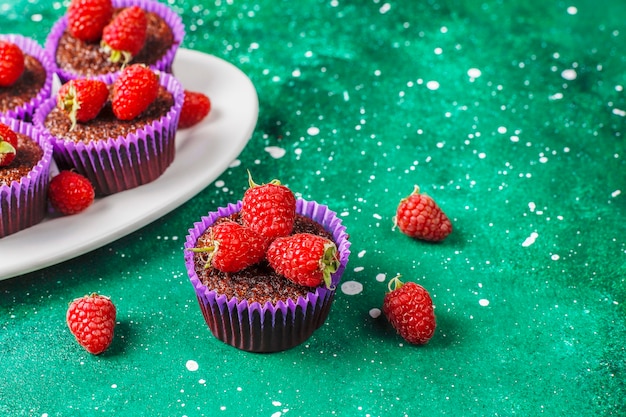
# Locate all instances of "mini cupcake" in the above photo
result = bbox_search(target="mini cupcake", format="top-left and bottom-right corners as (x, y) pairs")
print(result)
(185, 198), (351, 353)
(0, 116), (53, 238)
(46, 0), (185, 83)
(0, 34), (54, 121)
(33, 65), (184, 196)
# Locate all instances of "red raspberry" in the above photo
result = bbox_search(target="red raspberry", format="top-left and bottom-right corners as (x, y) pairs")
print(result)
(0, 40), (25, 87)
(48, 170), (95, 215)
(67, 0), (113, 43)
(382, 276), (436, 345)
(67, 293), (116, 354)
(190, 221), (268, 273)
(101, 6), (147, 64)
(178, 90), (211, 129)
(57, 79), (109, 129)
(0, 123), (18, 167)
(240, 173), (296, 241)
(394, 185), (452, 242)
(111, 64), (159, 120)
(266, 233), (340, 288)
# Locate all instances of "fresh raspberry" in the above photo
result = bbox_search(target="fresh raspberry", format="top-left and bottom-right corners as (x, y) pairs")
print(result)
(240, 172), (296, 241)
(111, 64), (159, 120)
(0, 40), (25, 87)
(178, 90), (211, 129)
(57, 79), (109, 129)
(382, 276), (436, 345)
(67, 293), (116, 355)
(67, 0), (113, 43)
(0, 123), (18, 167)
(394, 185), (452, 242)
(267, 233), (340, 288)
(189, 221), (268, 273)
(101, 5), (147, 64)
(48, 170), (95, 215)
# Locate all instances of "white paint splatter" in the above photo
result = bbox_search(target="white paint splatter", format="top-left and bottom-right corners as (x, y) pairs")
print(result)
(611, 190), (621, 198)
(358, 250), (366, 258)
(567, 6), (578, 15)
(612, 108), (626, 117)
(426, 81), (440, 90)
(265, 146), (286, 159)
(467, 68), (482, 79)
(561, 69), (577, 80)
(551, 254), (560, 261)
(379, 3), (391, 13)
(341, 280), (364, 295)
(186, 360), (199, 372)
(229, 159), (241, 168)
(369, 308), (382, 318)
(307, 126), (320, 136)
(522, 232), (539, 247)
(479, 299), (490, 307)
(375, 273), (386, 282)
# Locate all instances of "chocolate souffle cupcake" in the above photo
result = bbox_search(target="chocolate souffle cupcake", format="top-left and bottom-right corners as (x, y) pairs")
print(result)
(33, 65), (184, 196)
(46, 0), (184, 83)
(0, 34), (54, 121)
(185, 190), (351, 353)
(0, 116), (53, 238)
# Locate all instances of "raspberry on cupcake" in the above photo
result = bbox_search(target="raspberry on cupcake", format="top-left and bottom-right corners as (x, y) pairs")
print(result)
(46, 0), (185, 83)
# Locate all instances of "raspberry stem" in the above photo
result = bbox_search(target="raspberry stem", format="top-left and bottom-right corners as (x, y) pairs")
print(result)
(387, 275), (405, 292)
(321, 241), (340, 289)
(186, 244), (218, 269)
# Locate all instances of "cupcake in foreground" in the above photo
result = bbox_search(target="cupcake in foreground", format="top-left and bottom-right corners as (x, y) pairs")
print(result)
(46, 0), (185, 83)
(0, 34), (55, 121)
(33, 64), (184, 196)
(184, 177), (351, 353)
(0, 116), (53, 238)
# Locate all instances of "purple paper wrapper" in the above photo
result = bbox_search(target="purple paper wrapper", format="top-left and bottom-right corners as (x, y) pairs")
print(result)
(0, 34), (55, 121)
(184, 199), (351, 353)
(32, 71), (184, 196)
(46, 0), (185, 83)
(0, 116), (53, 238)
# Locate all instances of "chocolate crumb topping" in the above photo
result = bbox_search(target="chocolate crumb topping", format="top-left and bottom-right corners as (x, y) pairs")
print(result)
(43, 86), (173, 143)
(0, 55), (46, 112)
(0, 133), (44, 185)
(55, 8), (174, 78)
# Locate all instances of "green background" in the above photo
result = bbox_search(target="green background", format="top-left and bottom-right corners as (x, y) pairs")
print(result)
(2, 0), (625, 416)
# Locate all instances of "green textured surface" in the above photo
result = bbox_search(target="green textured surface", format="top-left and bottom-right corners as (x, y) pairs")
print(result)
(1, 0), (626, 416)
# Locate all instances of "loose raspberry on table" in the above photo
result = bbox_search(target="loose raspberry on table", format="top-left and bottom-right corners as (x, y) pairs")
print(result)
(66, 293), (116, 355)
(382, 276), (436, 345)
(394, 185), (452, 242)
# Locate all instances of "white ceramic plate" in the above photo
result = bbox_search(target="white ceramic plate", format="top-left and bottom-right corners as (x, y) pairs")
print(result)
(0, 48), (258, 280)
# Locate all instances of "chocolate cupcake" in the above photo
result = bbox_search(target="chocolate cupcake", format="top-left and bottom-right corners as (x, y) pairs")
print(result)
(185, 198), (351, 353)
(0, 35), (54, 121)
(46, 0), (185, 83)
(0, 116), (53, 238)
(32, 69), (184, 196)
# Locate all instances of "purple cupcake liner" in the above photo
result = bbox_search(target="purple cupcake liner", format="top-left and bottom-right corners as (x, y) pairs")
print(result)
(184, 199), (351, 353)
(0, 116), (53, 238)
(0, 34), (55, 121)
(46, 0), (185, 83)
(32, 71), (184, 196)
